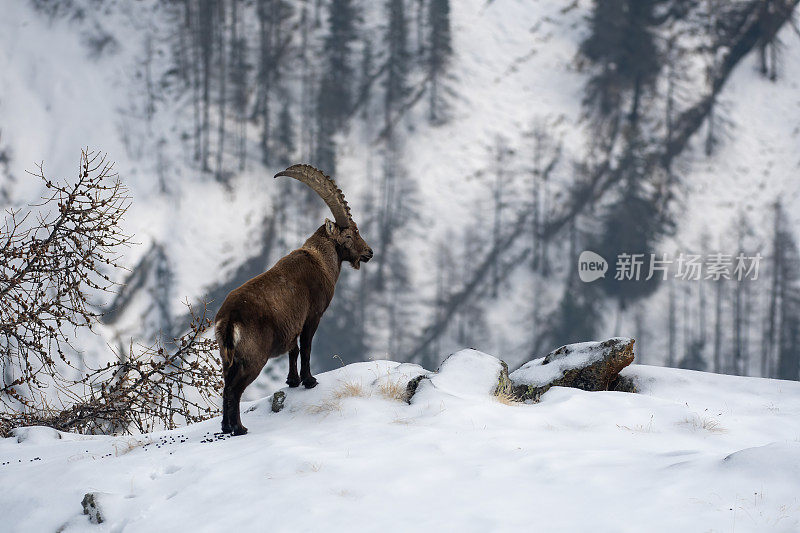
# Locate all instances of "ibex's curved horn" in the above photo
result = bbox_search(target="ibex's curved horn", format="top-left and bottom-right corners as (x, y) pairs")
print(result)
(274, 164), (352, 227)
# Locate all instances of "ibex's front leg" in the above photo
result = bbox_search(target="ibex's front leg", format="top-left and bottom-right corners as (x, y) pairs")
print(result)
(299, 317), (320, 388)
(286, 342), (301, 388)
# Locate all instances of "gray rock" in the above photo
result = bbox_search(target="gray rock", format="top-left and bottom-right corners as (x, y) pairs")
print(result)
(81, 492), (125, 525)
(495, 360), (513, 397)
(405, 349), (513, 403)
(510, 337), (636, 402)
(610, 374), (637, 393)
(405, 375), (427, 404)
(81, 493), (106, 524)
(271, 391), (286, 413)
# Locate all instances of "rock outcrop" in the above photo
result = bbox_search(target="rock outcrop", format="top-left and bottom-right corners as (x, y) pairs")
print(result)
(406, 349), (512, 403)
(510, 337), (636, 402)
(271, 391), (286, 413)
(82, 493), (104, 524)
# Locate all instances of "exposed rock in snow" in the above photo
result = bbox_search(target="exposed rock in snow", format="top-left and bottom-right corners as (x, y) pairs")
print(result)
(81, 492), (123, 524)
(271, 391), (286, 413)
(510, 338), (636, 402)
(496, 360), (514, 397)
(408, 349), (510, 403)
(371, 362), (428, 403)
(404, 375), (427, 403)
(81, 493), (103, 524)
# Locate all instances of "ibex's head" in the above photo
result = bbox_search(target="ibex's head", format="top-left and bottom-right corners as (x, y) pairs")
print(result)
(275, 164), (374, 270)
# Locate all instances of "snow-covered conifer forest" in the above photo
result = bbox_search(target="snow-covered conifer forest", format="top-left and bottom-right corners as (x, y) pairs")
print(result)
(1, 0), (800, 530)
(3, 0), (800, 386)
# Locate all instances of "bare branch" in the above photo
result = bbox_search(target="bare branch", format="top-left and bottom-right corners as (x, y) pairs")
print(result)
(1, 150), (221, 436)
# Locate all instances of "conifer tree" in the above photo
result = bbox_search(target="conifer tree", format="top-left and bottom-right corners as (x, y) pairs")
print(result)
(273, 102), (296, 168)
(255, 0), (294, 166)
(590, 143), (674, 315)
(427, 0), (451, 122)
(776, 210), (800, 380)
(314, 0), (359, 173)
(384, 0), (410, 128)
(581, 0), (662, 127)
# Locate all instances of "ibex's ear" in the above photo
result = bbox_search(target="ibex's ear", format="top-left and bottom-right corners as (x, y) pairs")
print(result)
(324, 218), (339, 238)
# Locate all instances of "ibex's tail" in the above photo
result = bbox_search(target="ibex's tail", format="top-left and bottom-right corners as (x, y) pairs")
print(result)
(215, 316), (236, 371)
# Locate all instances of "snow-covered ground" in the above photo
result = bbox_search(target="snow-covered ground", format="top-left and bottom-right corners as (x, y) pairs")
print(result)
(2, 355), (799, 532)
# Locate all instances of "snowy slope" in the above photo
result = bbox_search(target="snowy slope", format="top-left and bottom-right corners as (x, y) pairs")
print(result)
(1, 0), (799, 404)
(678, 19), (800, 239)
(2, 358), (800, 532)
(0, 0), (288, 387)
(635, 19), (800, 370)
(0, 0), (595, 385)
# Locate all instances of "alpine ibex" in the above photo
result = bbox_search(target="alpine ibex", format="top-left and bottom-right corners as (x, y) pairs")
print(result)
(215, 165), (373, 435)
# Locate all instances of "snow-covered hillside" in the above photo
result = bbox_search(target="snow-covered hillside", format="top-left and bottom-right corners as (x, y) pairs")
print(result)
(3, 0), (798, 383)
(3, 4), (799, 529)
(3, 357), (799, 532)
(0, 0), (588, 378)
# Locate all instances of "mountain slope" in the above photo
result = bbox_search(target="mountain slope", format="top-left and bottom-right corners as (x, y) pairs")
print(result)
(2, 360), (800, 532)
(1, 0), (800, 397)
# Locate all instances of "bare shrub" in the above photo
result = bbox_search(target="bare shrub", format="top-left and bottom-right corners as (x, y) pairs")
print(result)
(0, 150), (221, 436)
(1, 150), (130, 408)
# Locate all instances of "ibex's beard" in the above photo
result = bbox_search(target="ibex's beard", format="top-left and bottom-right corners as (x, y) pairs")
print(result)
(350, 253), (372, 269)
(353, 252), (373, 270)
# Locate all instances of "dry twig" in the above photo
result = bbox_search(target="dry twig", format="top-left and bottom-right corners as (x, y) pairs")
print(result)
(0, 150), (221, 436)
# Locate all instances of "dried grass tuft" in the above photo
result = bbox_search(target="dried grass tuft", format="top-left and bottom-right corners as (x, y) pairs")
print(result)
(681, 414), (726, 433)
(494, 390), (522, 406)
(377, 379), (408, 402)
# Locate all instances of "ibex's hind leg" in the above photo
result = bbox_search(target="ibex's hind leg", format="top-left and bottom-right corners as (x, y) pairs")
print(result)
(221, 388), (233, 433)
(286, 342), (301, 388)
(299, 317), (320, 389)
(221, 361), (240, 433)
(229, 380), (249, 436)
(222, 359), (254, 436)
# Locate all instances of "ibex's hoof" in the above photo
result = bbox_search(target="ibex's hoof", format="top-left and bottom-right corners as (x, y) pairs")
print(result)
(286, 375), (301, 388)
(232, 425), (248, 436)
(302, 377), (318, 389)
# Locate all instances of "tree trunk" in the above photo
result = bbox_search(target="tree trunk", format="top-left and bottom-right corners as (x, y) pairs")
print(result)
(713, 278), (723, 373)
(216, 0), (228, 181)
(764, 201), (781, 377)
(668, 278), (676, 367)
